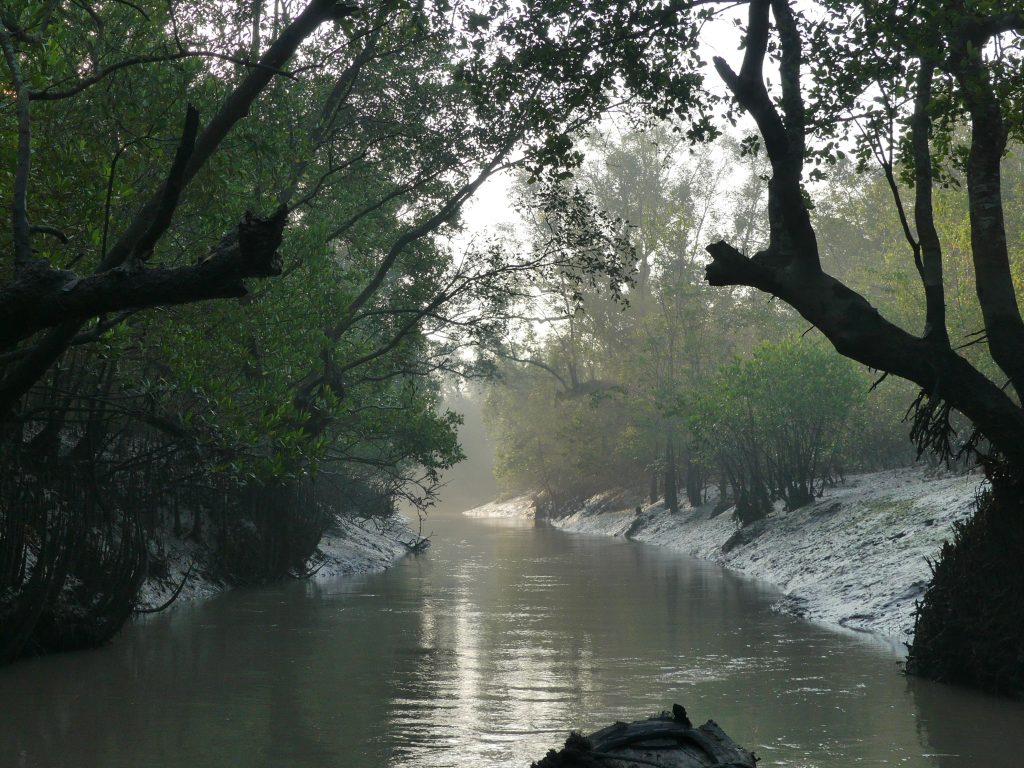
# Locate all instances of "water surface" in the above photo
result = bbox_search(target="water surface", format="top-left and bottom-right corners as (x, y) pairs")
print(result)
(2, 514), (1022, 767)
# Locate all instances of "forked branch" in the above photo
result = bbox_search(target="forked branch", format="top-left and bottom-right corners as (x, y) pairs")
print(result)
(704, 0), (1024, 467)
(712, 0), (818, 266)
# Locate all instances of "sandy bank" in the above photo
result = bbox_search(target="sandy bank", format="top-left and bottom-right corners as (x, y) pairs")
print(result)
(462, 495), (536, 519)
(466, 467), (983, 642)
(136, 515), (415, 611)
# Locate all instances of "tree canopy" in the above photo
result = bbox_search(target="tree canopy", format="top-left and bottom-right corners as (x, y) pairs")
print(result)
(5, 0), (1024, 691)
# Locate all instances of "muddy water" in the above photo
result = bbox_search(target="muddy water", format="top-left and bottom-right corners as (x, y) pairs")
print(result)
(2, 514), (1022, 768)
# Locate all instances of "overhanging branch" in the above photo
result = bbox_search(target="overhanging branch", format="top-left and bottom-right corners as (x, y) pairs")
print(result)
(0, 208), (286, 350)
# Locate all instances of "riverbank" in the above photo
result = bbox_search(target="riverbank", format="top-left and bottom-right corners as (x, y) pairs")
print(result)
(136, 515), (416, 611)
(466, 467), (983, 642)
(462, 495), (536, 519)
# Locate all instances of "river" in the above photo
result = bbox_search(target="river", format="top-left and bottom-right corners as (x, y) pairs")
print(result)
(2, 512), (1022, 767)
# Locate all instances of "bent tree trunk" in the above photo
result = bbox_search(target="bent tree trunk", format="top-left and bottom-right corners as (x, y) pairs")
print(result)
(0, 0), (358, 416)
(704, 0), (1024, 693)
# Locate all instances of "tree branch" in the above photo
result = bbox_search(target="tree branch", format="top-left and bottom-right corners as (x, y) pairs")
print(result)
(0, 311), (139, 366)
(328, 148), (510, 341)
(910, 60), (948, 347)
(703, 3), (1024, 466)
(951, 32), (1024, 398)
(279, 9), (387, 206)
(27, 49), (298, 102)
(29, 224), (70, 244)
(712, 1), (786, 163)
(712, 0), (818, 267)
(0, 208), (286, 352)
(0, 1), (353, 417)
(770, 0), (804, 158)
(977, 12), (1024, 39)
(493, 350), (570, 391)
(100, 0), (357, 272)
(704, 239), (1024, 466)
(128, 104), (200, 263)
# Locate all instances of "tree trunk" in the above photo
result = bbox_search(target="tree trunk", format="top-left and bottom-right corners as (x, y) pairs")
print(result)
(703, 0), (1024, 691)
(685, 456), (703, 508)
(664, 430), (678, 514)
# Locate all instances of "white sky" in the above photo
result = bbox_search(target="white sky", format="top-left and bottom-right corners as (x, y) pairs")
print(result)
(459, 5), (751, 237)
(461, 169), (519, 234)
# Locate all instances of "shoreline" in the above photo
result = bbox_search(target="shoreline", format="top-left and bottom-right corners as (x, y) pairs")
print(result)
(465, 467), (983, 643)
(135, 514), (416, 612)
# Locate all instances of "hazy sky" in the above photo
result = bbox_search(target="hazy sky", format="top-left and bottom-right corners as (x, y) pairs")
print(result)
(457, 5), (753, 238)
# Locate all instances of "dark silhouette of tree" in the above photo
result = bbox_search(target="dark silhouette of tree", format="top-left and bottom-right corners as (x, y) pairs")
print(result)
(690, 0), (1024, 693)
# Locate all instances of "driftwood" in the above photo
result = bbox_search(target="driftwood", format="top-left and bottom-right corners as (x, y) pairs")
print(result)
(532, 705), (756, 768)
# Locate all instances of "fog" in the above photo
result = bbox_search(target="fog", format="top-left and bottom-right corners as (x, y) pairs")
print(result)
(434, 386), (499, 517)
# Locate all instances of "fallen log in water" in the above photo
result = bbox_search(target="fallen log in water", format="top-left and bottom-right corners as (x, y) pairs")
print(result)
(531, 705), (757, 768)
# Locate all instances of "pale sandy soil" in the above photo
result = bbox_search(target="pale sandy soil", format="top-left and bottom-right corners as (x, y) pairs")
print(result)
(136, 515), (414, 611)
(466, 467), (984, 642)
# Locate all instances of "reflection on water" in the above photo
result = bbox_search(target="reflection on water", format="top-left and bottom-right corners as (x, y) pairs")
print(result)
(2, 515), (1022, 767)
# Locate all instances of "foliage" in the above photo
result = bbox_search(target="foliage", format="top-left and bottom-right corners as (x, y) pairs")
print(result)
(485, 126), (813, 510)
(2, 0), (715, 657)
(576, 0), (1024, 693)
(0, 0), (582, 657)
(486, 362), (636, 505)
(5, 0), (1024, 691)
(688, 339), (863, 524)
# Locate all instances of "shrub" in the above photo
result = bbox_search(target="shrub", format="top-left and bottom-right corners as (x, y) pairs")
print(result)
(690, 339), (862, 524)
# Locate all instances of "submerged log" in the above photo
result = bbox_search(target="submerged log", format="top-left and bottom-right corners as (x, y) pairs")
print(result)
(532, 705), (756, 768)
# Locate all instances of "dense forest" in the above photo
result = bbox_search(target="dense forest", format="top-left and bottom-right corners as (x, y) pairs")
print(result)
(2, 0), (1023, 699)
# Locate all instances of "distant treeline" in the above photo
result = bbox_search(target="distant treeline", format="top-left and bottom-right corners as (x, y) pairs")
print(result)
(483, 126), (1010, 522)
